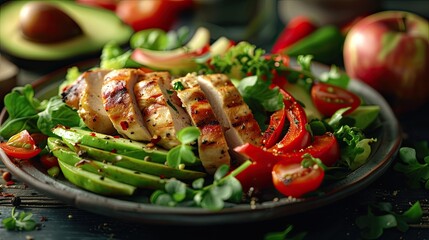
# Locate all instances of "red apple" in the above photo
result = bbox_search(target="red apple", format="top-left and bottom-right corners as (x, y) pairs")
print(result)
(343, 11), (429, 114)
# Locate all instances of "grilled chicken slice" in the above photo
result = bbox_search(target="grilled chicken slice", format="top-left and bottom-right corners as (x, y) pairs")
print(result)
(197, 74), (262, 163)
(172, 73), (230, 174)
(77, 69), (116, 134)
(61, 74), (86, 110)
(157, 72), (192, 133)
(101, 69), (152, 141)
(134, 72), (181, 149)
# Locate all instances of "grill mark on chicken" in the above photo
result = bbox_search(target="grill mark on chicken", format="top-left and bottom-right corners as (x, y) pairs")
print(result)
(197, 74), (262, 163)
(61, 75), (86, 110)
(134, 72), (180, 149)
(77, 69), (116, 135)
(173, 73), (230, 174)
(101, 69), (152, 141)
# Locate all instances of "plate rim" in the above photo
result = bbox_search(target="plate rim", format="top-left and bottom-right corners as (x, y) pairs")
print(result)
(0, 60), (402, 225)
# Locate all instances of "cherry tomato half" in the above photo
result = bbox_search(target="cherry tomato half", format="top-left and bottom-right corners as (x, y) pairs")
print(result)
(311, 82), (361, 117)
(0, 130), (41, 159)
(272, 158), (324, 198)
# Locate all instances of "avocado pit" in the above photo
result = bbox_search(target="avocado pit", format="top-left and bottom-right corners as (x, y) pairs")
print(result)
(19, 2), (83, 43)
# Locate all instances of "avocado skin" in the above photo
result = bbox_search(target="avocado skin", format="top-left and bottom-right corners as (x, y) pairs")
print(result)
(0, 0), (133, 72)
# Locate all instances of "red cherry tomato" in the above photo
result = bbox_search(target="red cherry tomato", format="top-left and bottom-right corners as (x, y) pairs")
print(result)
(311, 82), (361, 117)
(0, 130), (41, 159)
(40, 154), (59, 169)
(116, 0), (193, 31)
(272, 156), (325, 198)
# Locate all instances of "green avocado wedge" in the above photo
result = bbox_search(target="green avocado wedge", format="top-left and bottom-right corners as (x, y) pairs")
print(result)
(64, 140), (207, 180)
(48, 138), (167, 191)
(0, 0), (133, 61)
(52, 125), (168, 164)
(58, 160), (136, 196)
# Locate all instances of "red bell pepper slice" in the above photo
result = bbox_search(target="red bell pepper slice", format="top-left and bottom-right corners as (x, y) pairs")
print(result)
(271, 16), (317, 54)
(234, 133), (340, 193)
(269, 89), (311, 154)
(234, 143), (278, 193)
(261, 108), (286, 148)
(272, 132), (340, 167)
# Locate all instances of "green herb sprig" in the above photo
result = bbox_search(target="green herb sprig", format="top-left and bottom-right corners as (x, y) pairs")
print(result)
(356, 201), (423, 239)
(151, 160), (251, 211)
(2, 207), (38, 231)
(394, 142), (429, 189)
(166, 126), (200, 169)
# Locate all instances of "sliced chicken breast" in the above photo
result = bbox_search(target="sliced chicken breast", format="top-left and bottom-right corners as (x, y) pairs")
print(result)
(172, 73), (230, 174)
(101, 69), (152, 141)
(61, 74), (86, 110)
(197, 74), (262, 163)
(157, 72), (192, 133)
(77, 69), (116, 134)
(134, 72), (181, 149)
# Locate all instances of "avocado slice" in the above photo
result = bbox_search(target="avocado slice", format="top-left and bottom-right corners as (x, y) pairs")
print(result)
(0, 0), (133, 70)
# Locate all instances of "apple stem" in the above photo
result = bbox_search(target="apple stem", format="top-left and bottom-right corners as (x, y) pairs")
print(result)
(399, 15), (407, 32)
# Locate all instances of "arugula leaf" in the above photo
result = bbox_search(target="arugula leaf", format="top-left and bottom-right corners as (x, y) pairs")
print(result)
(356, 201), (423, 239)
(393, 143), (429, 189)
(2, 207), (38, 231)
(166, 126), (200, 168)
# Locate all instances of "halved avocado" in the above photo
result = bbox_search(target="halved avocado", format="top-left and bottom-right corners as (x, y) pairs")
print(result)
(0, 0), (133, 71)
